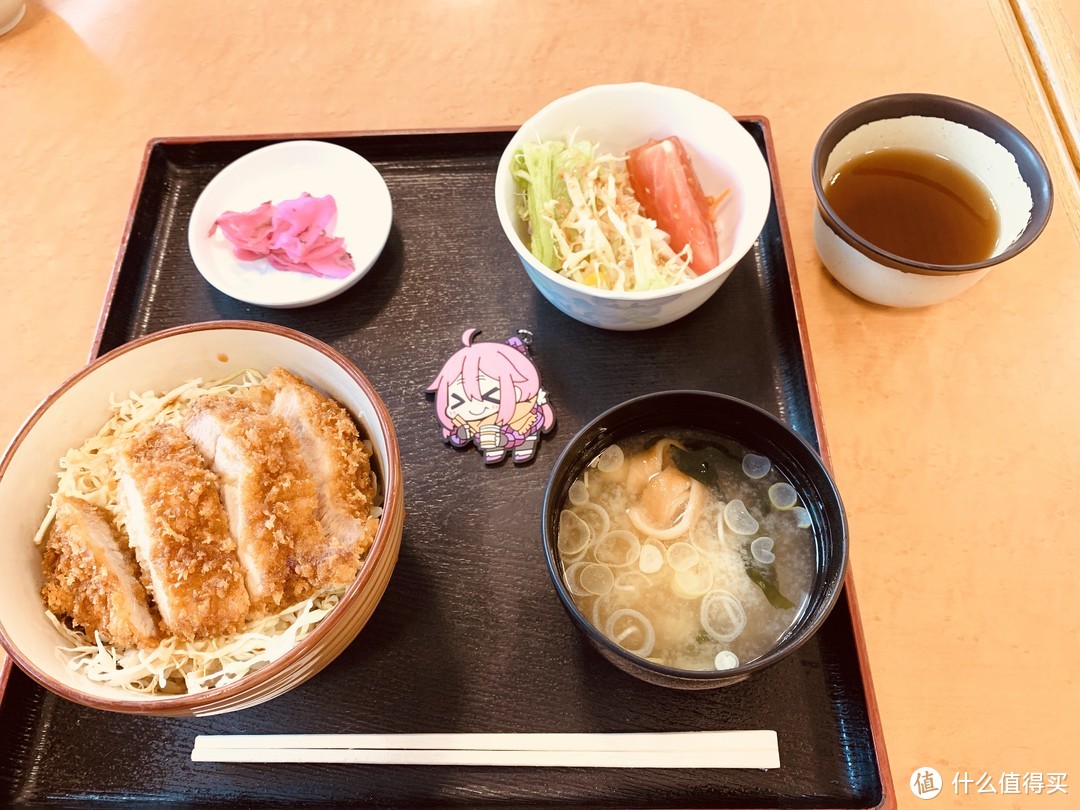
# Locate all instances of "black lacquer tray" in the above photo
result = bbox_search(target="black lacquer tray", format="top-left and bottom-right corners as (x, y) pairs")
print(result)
(0, 123), (893, 808)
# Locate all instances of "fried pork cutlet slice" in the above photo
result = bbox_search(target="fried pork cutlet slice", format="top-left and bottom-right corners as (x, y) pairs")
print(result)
(183, 393), (335, 610)
(259, 367), (379, 579)
(41, 495), (160, 649)
(116, 424), (250, 641)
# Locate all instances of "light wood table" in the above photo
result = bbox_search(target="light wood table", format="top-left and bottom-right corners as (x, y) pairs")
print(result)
(1, 1), (1077, 807)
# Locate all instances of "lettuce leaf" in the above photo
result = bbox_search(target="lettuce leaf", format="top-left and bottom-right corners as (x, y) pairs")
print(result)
(511, 139), (593, 270)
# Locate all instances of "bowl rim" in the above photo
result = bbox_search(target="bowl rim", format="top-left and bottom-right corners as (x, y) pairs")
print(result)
(0, 319), (403, 713)
(541, 389), (848, 683)
(494, 81), (773, 302)
(811, 92), (1054, 276)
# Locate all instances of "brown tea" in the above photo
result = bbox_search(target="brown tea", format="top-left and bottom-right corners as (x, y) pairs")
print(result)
(824, 148), (999, 265)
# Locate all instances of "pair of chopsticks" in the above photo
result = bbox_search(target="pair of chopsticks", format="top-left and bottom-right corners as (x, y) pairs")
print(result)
(191, 730), (780, 768)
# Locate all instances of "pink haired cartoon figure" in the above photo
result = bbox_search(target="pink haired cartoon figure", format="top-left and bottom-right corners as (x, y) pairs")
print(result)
(427, 328), (555, 464)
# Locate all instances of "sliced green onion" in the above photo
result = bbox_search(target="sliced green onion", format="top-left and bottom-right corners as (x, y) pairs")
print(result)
(591, 592), (615, 630)
(596, 444), (625, 473)
(604, 608), (655, 657)
(742, 453), (771, 479)
(674, 560), (714, 598)
(665, 541), (700, 572)
(792, 506), (811, 529)
(563, 561), (592, 597)
(700, 590), (747, 642)
(768, 482), (798, 510)
(594, 530), (641, 568)
(567, 479), (589, 506)
(724, 499), (759, 536)
(750, 536), (776, 565)
(557, 509), (591, 556)
(573, 502), (610, 542)
(580, 563), (614, 596)
(714, 650), (740, 670)
(638, 542), (665, 574)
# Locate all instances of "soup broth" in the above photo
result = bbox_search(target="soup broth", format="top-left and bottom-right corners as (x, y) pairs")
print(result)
(824, 147), (999, 265)
(557, 430), (815, 671)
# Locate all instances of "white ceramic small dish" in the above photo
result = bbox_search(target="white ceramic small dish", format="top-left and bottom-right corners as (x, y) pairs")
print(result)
(188, 140), (393, 308)
(495, 83), (772, 331)
(812, 94), (1052, 307)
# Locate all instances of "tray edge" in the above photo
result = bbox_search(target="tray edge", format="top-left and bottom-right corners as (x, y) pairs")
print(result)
(754, 115), (897, 810)
(90, 137), (160, 362)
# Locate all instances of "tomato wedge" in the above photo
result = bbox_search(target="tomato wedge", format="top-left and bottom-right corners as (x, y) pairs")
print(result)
(626, 136), (720, 275)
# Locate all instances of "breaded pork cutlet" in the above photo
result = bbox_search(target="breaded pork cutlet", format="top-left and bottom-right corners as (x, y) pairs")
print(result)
(258, 367), (379, 582)
(183, 394), (334, 609)
(41, 495), (159, 649)
(116, 424), (250, 640)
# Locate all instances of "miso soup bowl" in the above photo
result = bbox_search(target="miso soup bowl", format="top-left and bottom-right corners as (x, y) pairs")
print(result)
(541, 391), (847, 689)
(0, 321), (404, 715)
(495, 82), (772, 330)
(813, 93), (1053, 307)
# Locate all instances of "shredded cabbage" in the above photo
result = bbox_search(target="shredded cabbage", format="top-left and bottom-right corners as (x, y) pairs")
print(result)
(47, 589), (343, 694)
(511, 137), (696, 292)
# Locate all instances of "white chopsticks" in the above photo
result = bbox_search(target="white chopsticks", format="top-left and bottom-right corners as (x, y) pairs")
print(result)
(191, 730), (780, 768)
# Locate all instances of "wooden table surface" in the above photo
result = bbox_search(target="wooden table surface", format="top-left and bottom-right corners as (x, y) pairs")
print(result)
(1, 1), (1077, 807)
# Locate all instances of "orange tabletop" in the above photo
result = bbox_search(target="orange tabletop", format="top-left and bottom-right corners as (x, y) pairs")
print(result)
(1, 1), (1078, 807)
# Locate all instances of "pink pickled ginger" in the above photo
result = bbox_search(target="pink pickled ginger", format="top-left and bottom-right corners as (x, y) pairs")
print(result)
(210, 193), (355, 279)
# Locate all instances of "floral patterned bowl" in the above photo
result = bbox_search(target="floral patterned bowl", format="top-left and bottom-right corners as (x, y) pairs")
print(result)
(494, 83), (772, 331)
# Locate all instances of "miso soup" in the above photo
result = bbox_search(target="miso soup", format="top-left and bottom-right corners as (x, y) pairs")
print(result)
(557, 430), (815, 671)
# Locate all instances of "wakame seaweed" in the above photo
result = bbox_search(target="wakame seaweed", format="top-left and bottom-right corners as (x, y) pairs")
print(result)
(740, 545), (796, 610)
(670, 444), (740, 490)
(672, 444), (795, 609)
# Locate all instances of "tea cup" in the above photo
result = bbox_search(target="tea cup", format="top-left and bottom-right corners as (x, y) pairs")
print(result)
(0, 0), (25, 36)
(812, 93), (1052, 307)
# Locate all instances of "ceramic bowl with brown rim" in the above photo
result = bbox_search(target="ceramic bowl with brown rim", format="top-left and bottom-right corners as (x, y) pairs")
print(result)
(812, 93), (1053, 307)
(0, 321), (404, 716)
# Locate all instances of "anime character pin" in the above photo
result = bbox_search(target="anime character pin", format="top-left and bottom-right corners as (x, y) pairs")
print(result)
(426, 328), (555, 465)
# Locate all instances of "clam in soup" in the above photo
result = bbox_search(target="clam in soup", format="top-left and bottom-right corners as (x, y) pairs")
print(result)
(557, 431), (815, 671)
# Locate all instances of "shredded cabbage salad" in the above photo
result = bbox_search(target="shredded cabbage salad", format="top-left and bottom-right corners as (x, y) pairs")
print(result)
(46, 589), (343, 694)
(511, 137), (696, 292)
(35, 369), (378, 695)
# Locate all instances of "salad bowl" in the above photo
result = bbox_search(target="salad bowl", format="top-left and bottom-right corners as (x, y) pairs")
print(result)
(495, 83), (772, 330)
